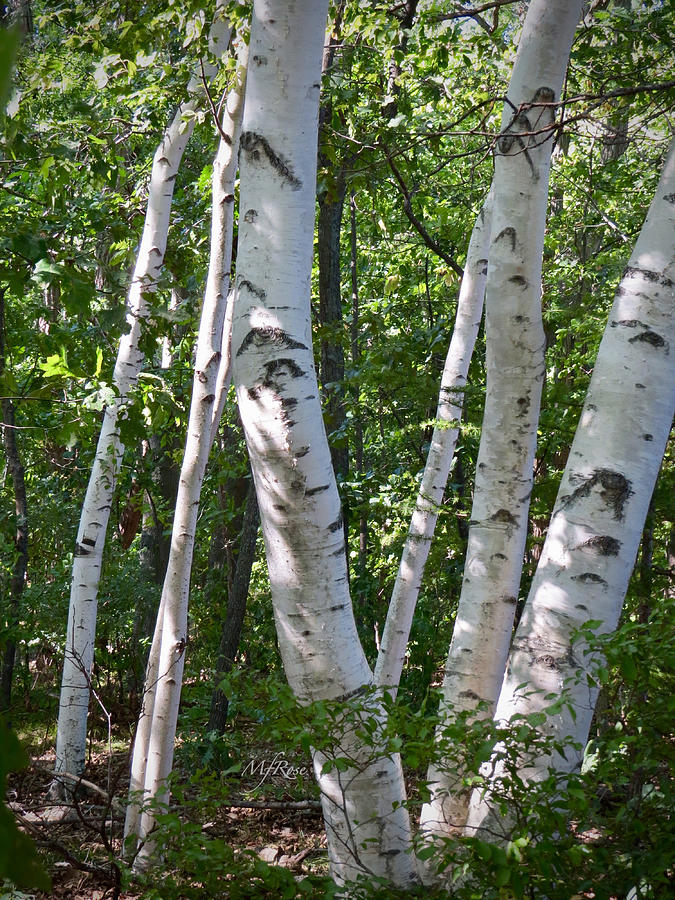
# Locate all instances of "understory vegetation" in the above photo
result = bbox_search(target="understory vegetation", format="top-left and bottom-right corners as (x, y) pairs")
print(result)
(1, 0), (674, 896)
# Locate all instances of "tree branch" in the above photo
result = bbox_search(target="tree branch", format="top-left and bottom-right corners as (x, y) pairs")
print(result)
(383, 148), (464, 278)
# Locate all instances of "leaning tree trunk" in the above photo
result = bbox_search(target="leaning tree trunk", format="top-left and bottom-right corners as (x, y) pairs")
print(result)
(375, 192), (492, 692)
(420, 0), (583, 846)
(231, 0), (416, 886)
(52, 12), (231, 790)
(466, 136), (675, 838)
(124, 38), (247, 864)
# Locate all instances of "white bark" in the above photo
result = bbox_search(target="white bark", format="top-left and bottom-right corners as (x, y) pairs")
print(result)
(231, 0), (416, 885)
(467, 137), (675, 836)
(419, 0), (583, 845)
(125, 41), (247, 863)
(53, 11), (230, 788)
(375, 192), (492, 692)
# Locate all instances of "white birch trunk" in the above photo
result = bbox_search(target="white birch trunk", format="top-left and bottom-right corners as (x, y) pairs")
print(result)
(419, 0), (583, 845)
(53, 12), (230, 788)
(375, 192), (492, 692)
(125, 42), (247, 862)
(467, 137), (675, 836)
(231, 0), (416, 885)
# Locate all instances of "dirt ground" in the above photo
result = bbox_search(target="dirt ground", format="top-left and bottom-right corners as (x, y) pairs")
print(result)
(7, 742), (328, 900)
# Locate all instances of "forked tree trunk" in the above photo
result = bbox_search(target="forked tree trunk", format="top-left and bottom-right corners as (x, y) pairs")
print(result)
(52, 13), (231, 789)
(375, 192), (492, 691)
(124, 39), (247, 862)
(420, 0), (583, 844)
(466, 137), (675, 837)
(231, 0), (416, 886)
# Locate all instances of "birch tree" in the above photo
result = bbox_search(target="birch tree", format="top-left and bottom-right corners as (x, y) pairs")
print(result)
(375, 192), (492, 692)
(420, 0), (583, 843)
(231, 0), (417, 885)
(124, 38), (248, 863)
(52, 11), (230, 789)
(467, 135), (675, 837)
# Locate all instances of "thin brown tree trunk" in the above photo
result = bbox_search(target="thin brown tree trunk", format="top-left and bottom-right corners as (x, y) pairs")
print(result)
(0, 290), (28, 713)
(208, 480), (259, 733)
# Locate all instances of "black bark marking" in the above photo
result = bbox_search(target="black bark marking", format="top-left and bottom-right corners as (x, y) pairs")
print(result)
(502, 595), (517, 605)
(458, 689), (481, 701)
(224, 193), (235, 203)
(575, 604), (588, 611)
(331, 544), (346, 557)
(490, 508), (518, 525)
(476, 257), (488, 276)
(579, 535), (621, 556)
(244, 209), (258, 223)
(621, 266), (674, 288)
(252, 54), (267, 66)
(572, 572), (607, 585)
(509, 275), (528, 289)
(635, 383), (646, 389)
(328, 515), (343, 533)
(629, 330), (667, 349)
(561, 468), (632, 520)
(240, 131), (302, 190)
(663, 192), (675, 204)
(294, 446), (310, 458)
(532, 86), (555, 104)
(238, 279), (267, 301)
(74, 542), (93, 557)
(643, 434), (653, 441)
(517, 395), (530, 417)
(273, 504), (287, 511)
(82, 537), (96, 547)
(492, 552), (507, 560)
(535, 654), (558, 669)
(494, 226), (516, 252)
(201, 394), (215, 404)
(263, 358), (304, 384)
(305, 484), (330, 497)
(330, 603), (346, 612)
(236, 326), (307, 357)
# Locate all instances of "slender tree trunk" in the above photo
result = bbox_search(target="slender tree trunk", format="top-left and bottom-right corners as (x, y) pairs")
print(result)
(125, 38), (247, 863)
(466, 136), (675, 837)
(420, 0), (583, 844)
(0, 291), (27, 714)
(317, 179), (348, 483)
(53, 12), (231, 791)
(349, 192), (369, 594)
(231, 1), (416, 885)
(208, 479), (259, 733)
(375, 192), (492, 692)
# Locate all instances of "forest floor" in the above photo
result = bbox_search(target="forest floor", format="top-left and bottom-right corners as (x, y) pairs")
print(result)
(8, 729), (329, 900)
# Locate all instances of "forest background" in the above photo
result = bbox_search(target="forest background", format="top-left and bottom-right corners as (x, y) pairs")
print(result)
(0, 0), (674, 897)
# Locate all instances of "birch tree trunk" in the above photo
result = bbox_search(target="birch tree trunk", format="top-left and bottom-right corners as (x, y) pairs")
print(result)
(53, 12), (231, 789)
(467, 137), (675, 837)
(231, 0), (416, 886)
(124, 40), (247, 862)
(419, 0), (583, 844)
(375, 193), (492, 692)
